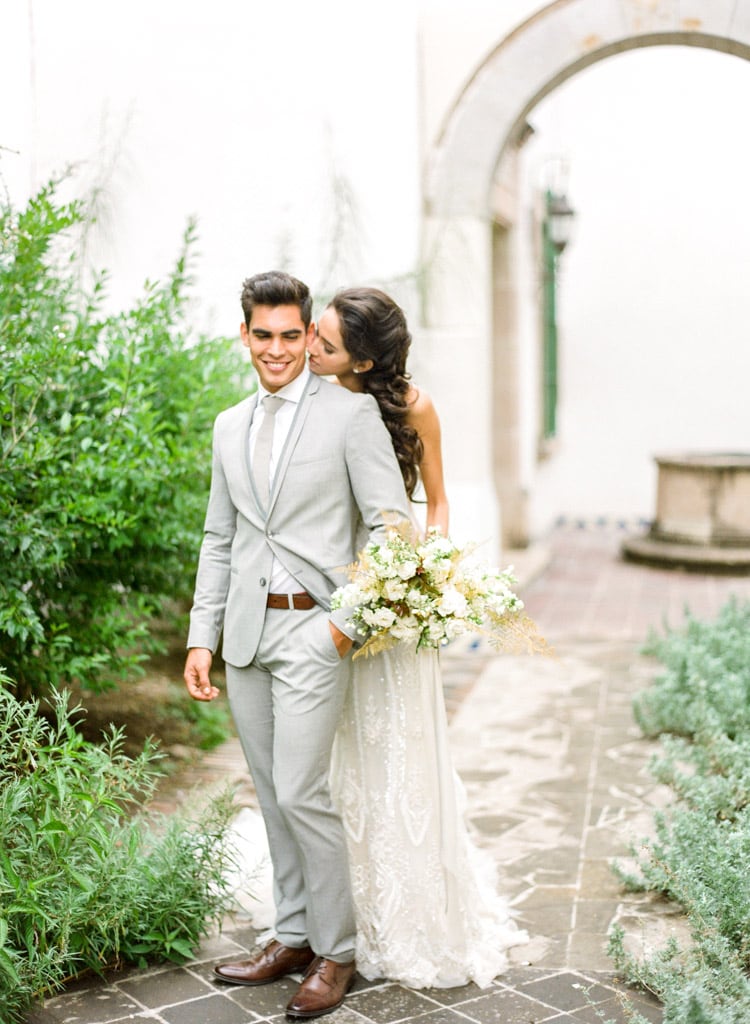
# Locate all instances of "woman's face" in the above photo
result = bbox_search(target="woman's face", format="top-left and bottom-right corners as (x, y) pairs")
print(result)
(308, 306), (359, 384)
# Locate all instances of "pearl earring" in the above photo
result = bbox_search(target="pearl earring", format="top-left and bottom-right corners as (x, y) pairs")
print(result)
(353, 369), (361, 374)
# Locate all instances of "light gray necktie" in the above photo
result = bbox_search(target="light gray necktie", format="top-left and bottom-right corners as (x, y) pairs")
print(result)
(253, 395), (285, 504)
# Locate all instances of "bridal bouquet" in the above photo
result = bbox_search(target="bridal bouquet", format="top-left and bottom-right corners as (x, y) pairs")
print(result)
(332, 521), (543, 659)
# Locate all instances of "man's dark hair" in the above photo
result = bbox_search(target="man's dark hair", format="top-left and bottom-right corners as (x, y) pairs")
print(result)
(240, 271), (313, 328)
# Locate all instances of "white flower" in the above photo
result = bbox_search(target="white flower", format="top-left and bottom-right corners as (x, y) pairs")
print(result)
(362, 606), (398, 629)
(405, 588), (430, 611)
(332, 582), (366, 609)
(436, 586), (468, 618)
(391, 615), (420, 641)
(421, 534), (454, 557)
(383, 578), (408, 602)
(425, 619), (445, 639)
(371, 546), (400, 578)
(396, 559), (419, 580)
(443, 618), (468, 641)
(419, 535), (456, 570)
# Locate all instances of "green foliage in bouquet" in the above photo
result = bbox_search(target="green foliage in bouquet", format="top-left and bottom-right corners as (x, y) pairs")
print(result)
(0, 677), (238, 1023)
(609, 599), (750, 1024)
(0, 180), (250, 700)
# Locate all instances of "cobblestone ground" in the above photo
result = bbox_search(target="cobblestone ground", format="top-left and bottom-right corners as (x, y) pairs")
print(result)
(27, 524), (750, 1024)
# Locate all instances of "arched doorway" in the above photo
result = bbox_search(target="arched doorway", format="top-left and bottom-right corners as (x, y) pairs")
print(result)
(421, 0), (750, 552)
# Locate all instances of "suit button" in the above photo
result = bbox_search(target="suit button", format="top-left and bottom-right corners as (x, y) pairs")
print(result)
(259, 577), (267, 587)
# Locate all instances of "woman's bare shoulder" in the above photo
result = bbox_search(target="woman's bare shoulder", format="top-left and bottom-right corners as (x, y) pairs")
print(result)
(406, 385), (438, 423)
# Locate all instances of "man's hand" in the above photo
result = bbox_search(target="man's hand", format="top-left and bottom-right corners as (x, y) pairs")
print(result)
(329, 621), (354, 659)
(184, 647), (220, 701)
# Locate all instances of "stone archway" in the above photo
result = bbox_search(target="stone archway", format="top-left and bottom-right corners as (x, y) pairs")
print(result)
(420, 0), (750, 552)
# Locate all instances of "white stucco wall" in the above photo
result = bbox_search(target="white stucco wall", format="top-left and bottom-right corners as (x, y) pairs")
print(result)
(1, 0), (420, 332)
(3, 0), (750, 546)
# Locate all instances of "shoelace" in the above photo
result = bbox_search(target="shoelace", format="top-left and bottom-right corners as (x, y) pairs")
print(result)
(305, 957), (333, 984)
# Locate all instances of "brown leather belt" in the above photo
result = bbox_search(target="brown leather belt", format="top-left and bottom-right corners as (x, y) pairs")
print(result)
(266, 592), (316, 610)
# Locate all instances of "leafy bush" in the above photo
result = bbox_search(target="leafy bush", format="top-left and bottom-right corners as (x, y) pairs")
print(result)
(611, 599), (750, 1023)
(0, 679), (238, 1023)
(0, 180), (250, 700)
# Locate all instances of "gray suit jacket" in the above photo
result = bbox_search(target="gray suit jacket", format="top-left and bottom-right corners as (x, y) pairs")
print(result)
(187, 372), (411, 666)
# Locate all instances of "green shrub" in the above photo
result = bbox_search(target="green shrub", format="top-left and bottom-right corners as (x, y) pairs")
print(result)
(0, 180), (250, 700)
(612, 599), (750, 1023)
(608, 925), (750, 1024)
(0, 678), (238, 1023)
(636, 599), (750, 740)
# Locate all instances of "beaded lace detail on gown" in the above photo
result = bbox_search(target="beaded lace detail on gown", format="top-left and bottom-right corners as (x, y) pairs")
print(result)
(330, 642), (527, 989)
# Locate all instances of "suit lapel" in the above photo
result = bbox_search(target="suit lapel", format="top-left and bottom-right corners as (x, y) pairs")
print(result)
(243, 393), (264, 511)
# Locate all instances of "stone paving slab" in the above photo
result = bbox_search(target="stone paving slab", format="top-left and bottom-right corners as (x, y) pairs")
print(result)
(27, 525), (750, 1024)
(29, 936), (662, 1024)
(27, 661), (663, 1021)
(452, 639), (679, 973)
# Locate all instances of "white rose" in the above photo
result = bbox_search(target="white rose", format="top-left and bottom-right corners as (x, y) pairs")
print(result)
(424, 621), (448, 646)
(362, 606), (398, 629)
(384, 579), (407, 601)
(338, 583), (365, 607)
(396, 559), (419, 580)
(437, 586), (468, 618)
(391, 615), (419, 641)
(405, 588), (429, 610)
(443, 618), (468, 641)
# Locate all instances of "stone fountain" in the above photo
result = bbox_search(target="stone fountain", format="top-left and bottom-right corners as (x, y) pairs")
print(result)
(622, 453), (750, 573)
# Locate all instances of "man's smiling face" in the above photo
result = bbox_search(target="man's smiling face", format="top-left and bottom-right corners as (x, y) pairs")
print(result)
(241, 303), (314, 392)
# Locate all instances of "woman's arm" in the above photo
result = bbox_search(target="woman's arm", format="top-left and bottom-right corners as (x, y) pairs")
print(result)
(407, 388), (450, 535)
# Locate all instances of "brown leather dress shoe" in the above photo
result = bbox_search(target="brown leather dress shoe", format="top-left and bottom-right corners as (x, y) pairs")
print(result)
(214, 939), (315, 986)
(285, 956), (356, 1019)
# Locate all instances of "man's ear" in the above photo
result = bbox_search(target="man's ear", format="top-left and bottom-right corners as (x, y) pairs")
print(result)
(306, 322), (316, 345)
(240, 322), (250, 348)
(355, 359), (374, 374)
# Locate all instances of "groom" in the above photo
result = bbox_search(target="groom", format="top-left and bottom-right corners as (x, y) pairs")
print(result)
(184, 270), (409, 1019)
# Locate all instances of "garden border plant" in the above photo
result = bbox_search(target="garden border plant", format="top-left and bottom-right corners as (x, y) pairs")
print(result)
(0, 178), (250, 708)
(609, 598), (750, 1024)
(0, 677), (239, 1023)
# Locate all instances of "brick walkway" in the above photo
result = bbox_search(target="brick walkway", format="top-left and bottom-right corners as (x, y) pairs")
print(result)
(523, 521), (750, 643)
(27, 524), (750, 1024)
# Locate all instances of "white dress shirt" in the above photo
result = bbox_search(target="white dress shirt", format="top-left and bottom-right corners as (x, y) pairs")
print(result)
(250, 367), (310, 593)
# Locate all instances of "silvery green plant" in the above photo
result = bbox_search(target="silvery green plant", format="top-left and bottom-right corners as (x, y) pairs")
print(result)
(610, 600), (750, 1023)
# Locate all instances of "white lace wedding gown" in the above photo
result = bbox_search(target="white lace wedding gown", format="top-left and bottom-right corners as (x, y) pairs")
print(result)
(329, 640), (527, 989)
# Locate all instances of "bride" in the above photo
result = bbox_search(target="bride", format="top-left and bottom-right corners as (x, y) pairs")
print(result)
(307, 286), (527, 989)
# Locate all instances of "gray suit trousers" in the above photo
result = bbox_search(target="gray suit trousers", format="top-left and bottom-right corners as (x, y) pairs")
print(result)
(226, 604), (356, 962)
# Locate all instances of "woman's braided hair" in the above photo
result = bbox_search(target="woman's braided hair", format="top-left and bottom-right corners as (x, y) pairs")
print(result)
(330, 287), (424, 498)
